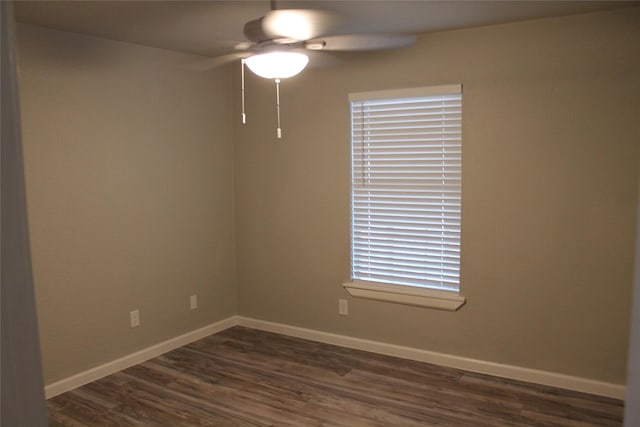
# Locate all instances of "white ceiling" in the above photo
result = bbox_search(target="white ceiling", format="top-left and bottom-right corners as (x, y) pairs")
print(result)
(15, 1), (636, 58)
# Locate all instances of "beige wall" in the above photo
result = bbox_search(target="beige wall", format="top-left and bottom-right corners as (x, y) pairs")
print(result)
(235, 8), (640, 384)
(17, 24), (236, 384)
(16, 7), (640, 388)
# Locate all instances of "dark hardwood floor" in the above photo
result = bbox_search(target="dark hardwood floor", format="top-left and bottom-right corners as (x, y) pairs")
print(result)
(48, 326), (624, 426)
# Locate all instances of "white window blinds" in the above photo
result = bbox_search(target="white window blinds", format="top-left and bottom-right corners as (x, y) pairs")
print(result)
(349, 84), (462, 292)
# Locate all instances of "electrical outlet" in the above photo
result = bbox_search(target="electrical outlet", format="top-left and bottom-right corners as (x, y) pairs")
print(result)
(338, 299), (349, 316)
(130, 309), (140, 328)
(190, 294), (198, 310)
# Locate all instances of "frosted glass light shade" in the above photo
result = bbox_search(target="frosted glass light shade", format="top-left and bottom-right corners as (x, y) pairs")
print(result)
(244, 52), (309, 79)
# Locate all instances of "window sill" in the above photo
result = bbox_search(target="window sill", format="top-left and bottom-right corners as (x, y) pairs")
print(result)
(343, 281), (466, 311)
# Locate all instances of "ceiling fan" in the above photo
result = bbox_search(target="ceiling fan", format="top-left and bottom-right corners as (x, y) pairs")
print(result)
(210, 1), (417, 138)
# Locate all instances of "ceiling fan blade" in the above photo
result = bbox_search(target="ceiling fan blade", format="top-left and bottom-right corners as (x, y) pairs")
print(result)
(185, 52), (250, 71)
(262, 9), (343, 41)
(287, 49), (342, 69)
(306, 34), (417, 51)
(234, 41), (255, 51)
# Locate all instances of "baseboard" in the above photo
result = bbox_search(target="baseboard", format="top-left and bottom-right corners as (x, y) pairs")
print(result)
(44, 316), (238, 399)
(237, 316), (626, 400)
(46, 315), (625, 400)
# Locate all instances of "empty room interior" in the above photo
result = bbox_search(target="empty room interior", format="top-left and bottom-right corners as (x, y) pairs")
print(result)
(5, 0), (640, 425)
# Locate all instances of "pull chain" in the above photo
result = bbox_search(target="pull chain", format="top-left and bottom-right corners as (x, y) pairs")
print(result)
(241, 59), (246, 124)
(275, 78), (282, 139)
(242, 60), (285, 139)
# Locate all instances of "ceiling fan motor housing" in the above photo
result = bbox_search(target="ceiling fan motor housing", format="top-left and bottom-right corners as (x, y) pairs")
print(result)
(244, 17), (271, 43)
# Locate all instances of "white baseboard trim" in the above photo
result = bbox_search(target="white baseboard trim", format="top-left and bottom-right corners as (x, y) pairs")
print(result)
(46, 315), (625, 400)
(236, 316), (626, 400)
(44, 316), (238, 399)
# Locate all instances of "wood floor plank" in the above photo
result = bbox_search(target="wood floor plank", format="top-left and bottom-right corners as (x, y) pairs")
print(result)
(47, 326), (624, 426)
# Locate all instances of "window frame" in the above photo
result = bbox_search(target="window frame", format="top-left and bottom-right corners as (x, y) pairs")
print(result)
(343, 84), (466, 311)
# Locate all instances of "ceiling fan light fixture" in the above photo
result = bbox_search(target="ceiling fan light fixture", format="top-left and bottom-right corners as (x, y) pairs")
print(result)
(244, 51), (309, 79)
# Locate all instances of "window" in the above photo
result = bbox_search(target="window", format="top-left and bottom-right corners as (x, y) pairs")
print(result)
(344, 84), (465, 311)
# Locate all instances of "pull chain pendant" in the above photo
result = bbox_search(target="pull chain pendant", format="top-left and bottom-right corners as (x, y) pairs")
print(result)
(241, 59), (246, 124)
(275, 78), (282, 139)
